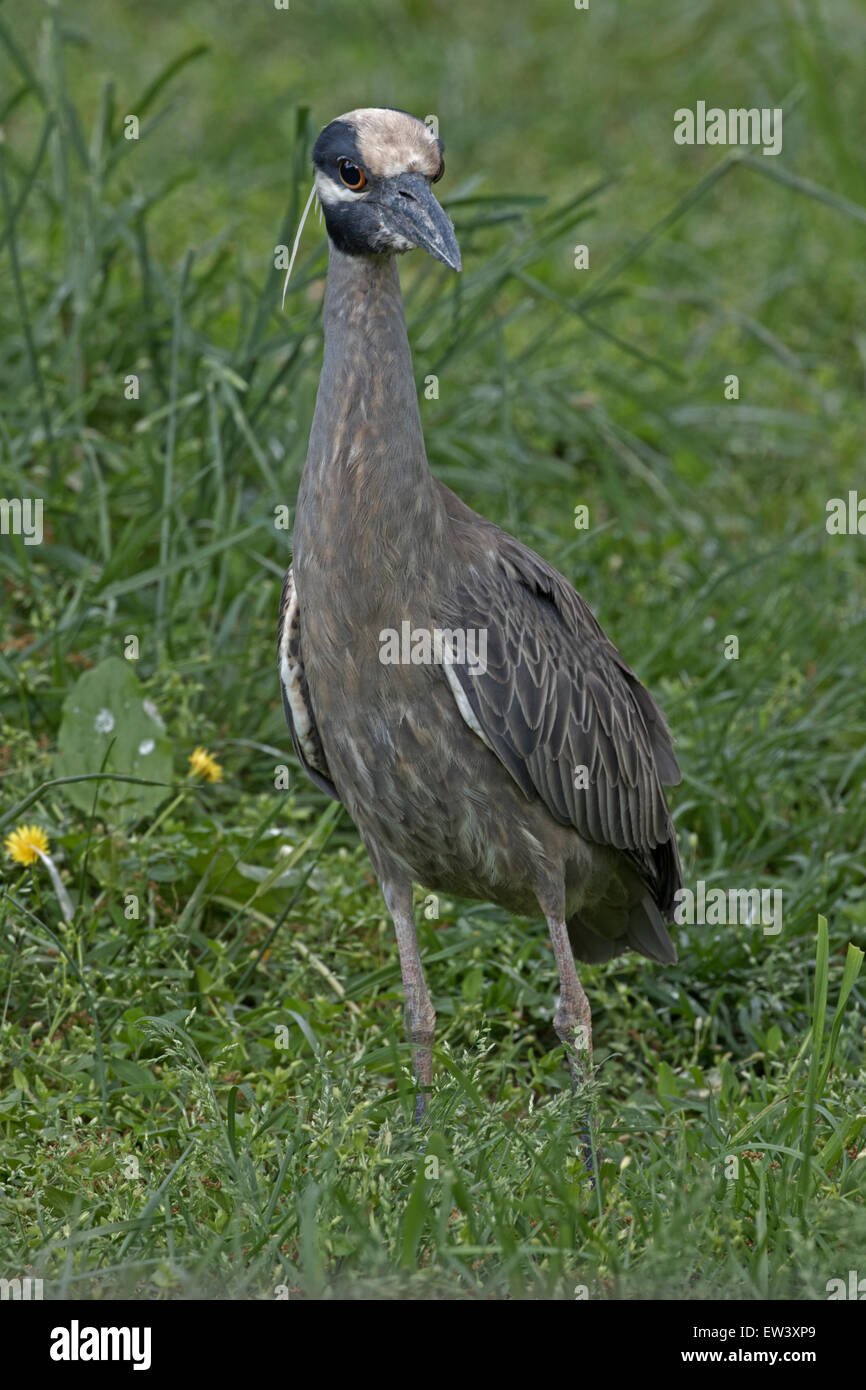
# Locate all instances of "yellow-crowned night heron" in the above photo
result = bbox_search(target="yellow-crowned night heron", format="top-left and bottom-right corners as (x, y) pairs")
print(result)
(278, 109), (681, 1121)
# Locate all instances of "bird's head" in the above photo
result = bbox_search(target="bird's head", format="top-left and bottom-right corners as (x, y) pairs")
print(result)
(312, 108), (461, 271)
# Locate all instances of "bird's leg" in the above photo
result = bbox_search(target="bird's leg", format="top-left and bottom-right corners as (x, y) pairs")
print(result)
(546, 915), (593, 1076)
(383, 880), (436, 1122)
(546, 914), (597, 1174)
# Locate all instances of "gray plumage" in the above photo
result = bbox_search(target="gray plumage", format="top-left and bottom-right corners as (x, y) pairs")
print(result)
(278, 109), (681, 1119)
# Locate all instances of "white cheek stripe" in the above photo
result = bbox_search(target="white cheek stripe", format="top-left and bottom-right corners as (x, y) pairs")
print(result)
(314, 170), (370, 206)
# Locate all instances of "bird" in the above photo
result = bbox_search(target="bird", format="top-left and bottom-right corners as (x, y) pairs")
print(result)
(278, 107), (681, 1125)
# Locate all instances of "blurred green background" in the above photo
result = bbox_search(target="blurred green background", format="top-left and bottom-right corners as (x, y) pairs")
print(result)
(1, 0), (864, 1301)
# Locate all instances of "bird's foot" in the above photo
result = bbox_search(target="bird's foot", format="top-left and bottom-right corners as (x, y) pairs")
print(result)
(566, 1047), (600, 1182)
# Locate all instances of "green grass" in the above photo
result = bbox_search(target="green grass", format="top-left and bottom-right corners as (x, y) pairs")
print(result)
(1, 0), (865, 1299)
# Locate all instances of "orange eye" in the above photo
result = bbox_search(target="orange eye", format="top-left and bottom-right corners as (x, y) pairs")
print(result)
(338, 159), (367, 190)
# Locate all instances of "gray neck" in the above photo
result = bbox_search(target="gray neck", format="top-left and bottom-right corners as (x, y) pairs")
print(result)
(298, 246), (442, 562)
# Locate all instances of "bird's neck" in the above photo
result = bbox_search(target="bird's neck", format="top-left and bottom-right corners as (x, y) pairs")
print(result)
(298, 245), (444, 573)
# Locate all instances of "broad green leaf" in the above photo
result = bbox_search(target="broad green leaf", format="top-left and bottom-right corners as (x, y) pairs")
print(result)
(54, 658), (173, 823)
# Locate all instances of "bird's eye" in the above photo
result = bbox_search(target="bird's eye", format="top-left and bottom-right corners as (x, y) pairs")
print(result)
(432, 158), (445, 184)
(338, 159), (367, 190)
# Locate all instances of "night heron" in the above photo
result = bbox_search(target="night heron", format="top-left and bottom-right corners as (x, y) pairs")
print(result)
(278, 109), (681, 1121)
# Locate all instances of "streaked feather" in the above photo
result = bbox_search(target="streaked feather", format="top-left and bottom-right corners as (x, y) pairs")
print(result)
(435, 481), (682, 916)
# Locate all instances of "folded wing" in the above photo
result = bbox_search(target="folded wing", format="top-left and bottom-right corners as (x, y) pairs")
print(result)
(438, 490), (681, 915)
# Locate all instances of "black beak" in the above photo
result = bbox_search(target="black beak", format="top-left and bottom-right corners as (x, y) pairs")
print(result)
(380, 172), (462, 271)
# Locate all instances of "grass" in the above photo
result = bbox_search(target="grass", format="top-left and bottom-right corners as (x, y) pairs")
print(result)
(1, 0), (865, 1299)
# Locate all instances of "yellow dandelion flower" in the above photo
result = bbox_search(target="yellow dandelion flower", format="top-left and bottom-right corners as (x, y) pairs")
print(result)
(4, 823), (50, 866)
(188, 746), (223, 783)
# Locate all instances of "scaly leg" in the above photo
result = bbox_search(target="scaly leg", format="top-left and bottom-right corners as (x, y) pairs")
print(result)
(383, 880), (435, 1121)
(546, 914), (597, 1174)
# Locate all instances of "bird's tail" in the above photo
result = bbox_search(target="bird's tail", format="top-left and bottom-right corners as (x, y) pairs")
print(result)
(625, 895), (677, 965)
(567, 895), (677, 966)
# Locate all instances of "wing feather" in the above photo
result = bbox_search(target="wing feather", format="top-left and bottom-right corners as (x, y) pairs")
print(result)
(277, 565), (340, 802)
(437, 484), (681, 912)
